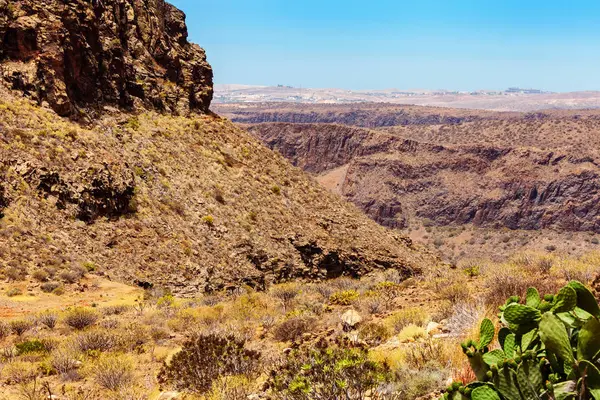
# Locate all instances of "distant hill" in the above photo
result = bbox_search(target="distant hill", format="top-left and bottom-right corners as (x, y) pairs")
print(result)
(214, 85), (600, 112)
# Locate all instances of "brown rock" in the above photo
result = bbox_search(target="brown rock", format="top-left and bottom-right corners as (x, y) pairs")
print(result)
(0, 0), (213, 116)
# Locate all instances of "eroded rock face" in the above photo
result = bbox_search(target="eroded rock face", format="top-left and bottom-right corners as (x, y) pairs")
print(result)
(23, 163), (135, 223)
(250, 122), (600, 233)
(0, 0), (213, 116)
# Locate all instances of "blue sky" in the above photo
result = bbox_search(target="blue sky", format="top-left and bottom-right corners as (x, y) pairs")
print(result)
(169, 0), (600, 92)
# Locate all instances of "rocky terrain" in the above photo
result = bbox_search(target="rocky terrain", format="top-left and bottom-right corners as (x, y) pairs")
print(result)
(216, 102), (511, 128)
(239, 104), (600, 262)
(249, 122), (600, 232)
(0, 0), (213, 116)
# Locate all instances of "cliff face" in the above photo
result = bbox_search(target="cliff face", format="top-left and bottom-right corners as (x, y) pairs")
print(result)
(0, 0), (213, 116)
(250, 122), (600, 233)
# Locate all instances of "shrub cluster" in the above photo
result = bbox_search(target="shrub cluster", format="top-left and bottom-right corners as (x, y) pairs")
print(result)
(158, 334), (261, 393)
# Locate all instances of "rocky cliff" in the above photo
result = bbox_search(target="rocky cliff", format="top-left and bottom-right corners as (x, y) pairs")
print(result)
(0, 0), (213, 116)
(250, 122), (600, 233)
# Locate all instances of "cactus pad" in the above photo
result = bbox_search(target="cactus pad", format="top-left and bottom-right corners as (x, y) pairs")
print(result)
(478, 318), (495, 350)
(504, 303), (542, 325)
(526, 287), (541, 308)
(552, 286), (577, 313)
(569, 281), (600, 318)
(539, 312), (575, 366)
(471, 386), (501, 400)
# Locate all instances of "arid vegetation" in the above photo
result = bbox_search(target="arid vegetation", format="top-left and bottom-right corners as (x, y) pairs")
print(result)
(0, 250), (596, 399)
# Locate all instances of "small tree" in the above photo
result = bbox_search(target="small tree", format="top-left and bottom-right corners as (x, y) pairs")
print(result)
(271, 283), (301, 312)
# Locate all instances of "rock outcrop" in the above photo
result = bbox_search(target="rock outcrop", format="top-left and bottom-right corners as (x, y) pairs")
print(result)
(0, 0), (213, 116)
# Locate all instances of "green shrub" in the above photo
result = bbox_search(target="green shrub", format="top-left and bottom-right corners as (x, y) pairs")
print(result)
(158, 334), (261, 393)
(463, 264), (480, 278)
(386, 307), (429, 333)
(329, 290), (360, 306)
(443, 281), (600, 400)
(125, 117), (140, 131)
(267, 344), (391, 399)
(202, 215), (215, 226)
(83, 261), (97, 272)
(16, 339), (47, 355)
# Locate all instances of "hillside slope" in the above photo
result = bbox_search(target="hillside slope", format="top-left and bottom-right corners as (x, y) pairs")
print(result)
(0, 91), (433, 295)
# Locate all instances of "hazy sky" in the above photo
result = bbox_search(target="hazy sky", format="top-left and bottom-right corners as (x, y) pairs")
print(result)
(169, 0), (600, 92)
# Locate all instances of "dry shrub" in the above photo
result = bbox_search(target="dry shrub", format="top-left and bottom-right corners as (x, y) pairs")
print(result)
(359, 296), (385, 315)
(554, 257), (597, 284)
(40, 282), (61, 293)
(167, 308), (200, 333)
(102, 305), (131, 316)
(398, 325), (427, 342)
(10, 319), (33, 336)
(358, 321), (391, 345)
(0, 321), (10, 340)
(37, 312), (59, 330)
(446, 301), (488, 337)
(158, 334), (261, 393)
(272, 316), (316, 342)
(204, 375), (253, 400)
(439, 281), (472, 304)
(483, 264), (561, 307)
(32, 269), (49, 282)
(404, 339), (451, 369)
(313, 282), (335, 300)
(94, 354), (135, 391)
(386, 307), (429, 333)
(64, 308), (98, 330)
(115, 322), (150, 352)
(5, 266), (27, 281)
(76, 330), (117, 352)
(100, 318), (120, 330)
(330, 277), (363, 291)
(51, 345), (81, 376)
(3, 361), (38, 384)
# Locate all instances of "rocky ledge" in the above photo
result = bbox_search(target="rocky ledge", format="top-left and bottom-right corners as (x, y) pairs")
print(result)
(0, 0), (213, 116)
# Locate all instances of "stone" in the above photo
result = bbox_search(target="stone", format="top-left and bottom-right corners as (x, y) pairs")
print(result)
(426, 321), (441, 335)
(157, 392), (181, 400)
(341, 309), (362, 330)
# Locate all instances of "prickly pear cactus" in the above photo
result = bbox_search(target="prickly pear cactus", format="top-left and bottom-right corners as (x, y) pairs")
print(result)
(442, 281), (600, 400)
